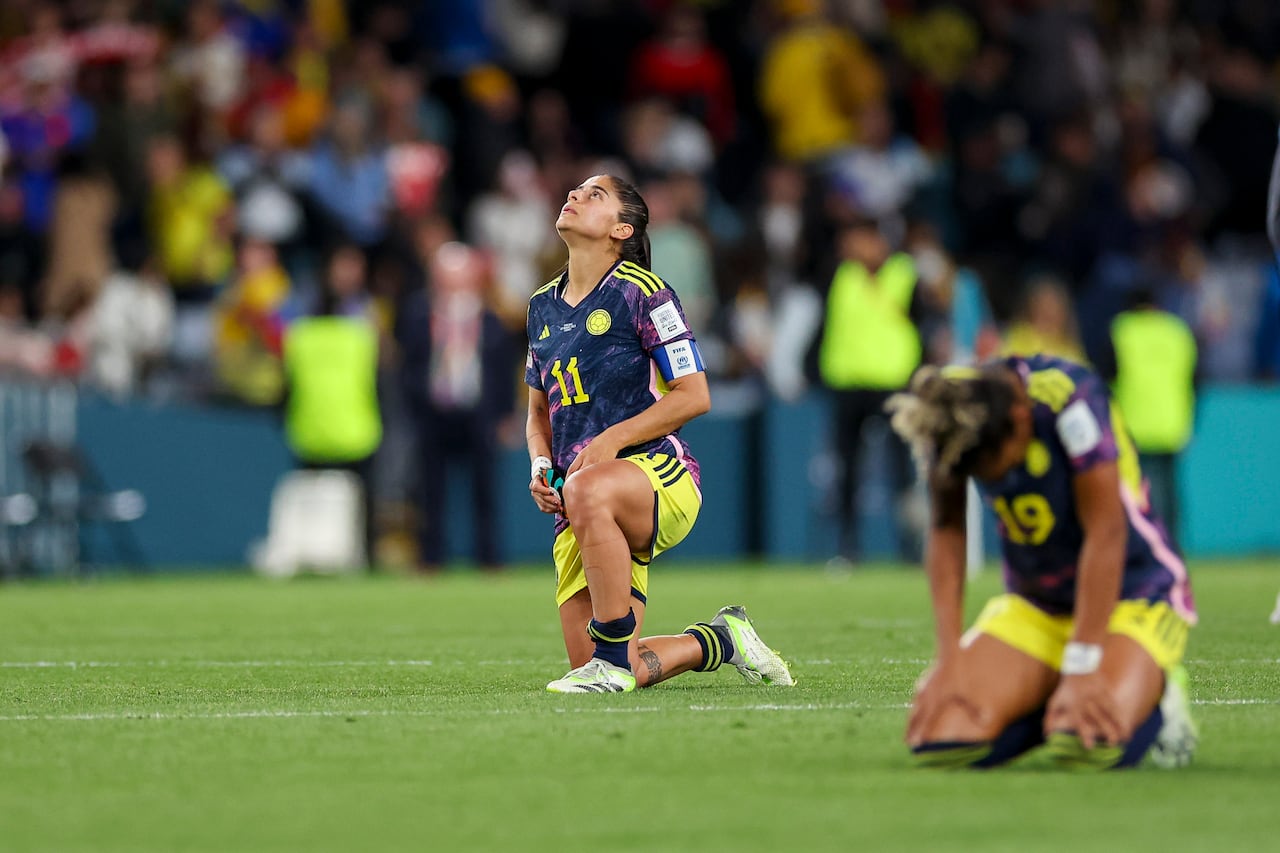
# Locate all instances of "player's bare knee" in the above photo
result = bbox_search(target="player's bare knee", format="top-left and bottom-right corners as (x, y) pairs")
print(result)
(911, 701), (998, 769)
(927, 701), (1002, 743)
(561, 471), (614, 527)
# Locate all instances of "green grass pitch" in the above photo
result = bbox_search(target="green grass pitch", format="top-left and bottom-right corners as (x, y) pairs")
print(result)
(2, 560), (1278, 852)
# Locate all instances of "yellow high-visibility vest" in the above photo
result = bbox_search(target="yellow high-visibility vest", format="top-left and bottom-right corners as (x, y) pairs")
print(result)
(819, 253), (921, 390)
(1110, 309), (1197, 453)
(283, 317), (382, 462)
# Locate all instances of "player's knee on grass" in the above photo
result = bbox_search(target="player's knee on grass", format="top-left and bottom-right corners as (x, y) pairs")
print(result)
(924, 698), (1004, 743)
(913, 711), (1045, 769)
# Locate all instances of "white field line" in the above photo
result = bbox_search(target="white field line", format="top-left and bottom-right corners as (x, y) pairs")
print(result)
(0, 698), (1275, 724)
(3, 657), (1278, 669)
(0, 702), (907, 723)
(0, 660), (447, 669)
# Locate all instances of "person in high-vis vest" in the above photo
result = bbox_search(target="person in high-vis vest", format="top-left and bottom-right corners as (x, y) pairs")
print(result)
(283, 267), (383, 566)
(1108, 289), (1197, 546)
(818, 216), (924, 562)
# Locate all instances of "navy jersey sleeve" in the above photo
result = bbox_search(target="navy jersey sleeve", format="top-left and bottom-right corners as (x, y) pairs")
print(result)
(630, 274), (703, 380)
(525, 303), (543, 390)
(1052, 370), (1119, 474)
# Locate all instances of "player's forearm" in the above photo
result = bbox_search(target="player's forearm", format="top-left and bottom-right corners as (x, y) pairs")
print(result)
(1071, 521), (1126, 646)
(924, 526), (967, 661)
(599, 384), (710, 452)
(526, 406), (553, 462)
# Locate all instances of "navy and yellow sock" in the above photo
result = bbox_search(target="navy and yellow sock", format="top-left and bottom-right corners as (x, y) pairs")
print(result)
(683, 622), (732, 672)
(587, 610), (636, 670)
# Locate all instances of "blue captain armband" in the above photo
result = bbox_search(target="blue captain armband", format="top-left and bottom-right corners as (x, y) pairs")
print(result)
(654, 339), (705, 382)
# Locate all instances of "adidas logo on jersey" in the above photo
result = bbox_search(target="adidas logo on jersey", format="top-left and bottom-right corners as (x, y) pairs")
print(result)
(538, 325), (550, 340)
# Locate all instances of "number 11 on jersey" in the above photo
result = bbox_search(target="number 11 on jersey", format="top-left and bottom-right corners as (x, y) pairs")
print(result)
(550, 357), (590, 405)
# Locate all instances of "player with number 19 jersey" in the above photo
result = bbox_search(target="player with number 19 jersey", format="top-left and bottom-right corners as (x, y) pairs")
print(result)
(525, 259), (703, 533)
(977, 354), (1197, 623)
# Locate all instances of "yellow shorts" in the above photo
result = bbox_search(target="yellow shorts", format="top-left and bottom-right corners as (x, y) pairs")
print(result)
(963, 594), (1190, 673)
(553, 452), (702, 607)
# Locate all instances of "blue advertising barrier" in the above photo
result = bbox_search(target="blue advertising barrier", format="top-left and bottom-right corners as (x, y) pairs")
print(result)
(70, 386), (1280, 567)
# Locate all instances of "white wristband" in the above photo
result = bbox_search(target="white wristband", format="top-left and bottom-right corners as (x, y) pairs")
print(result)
(1061, 642), (1103, 675)
(531, 456), (554, 481)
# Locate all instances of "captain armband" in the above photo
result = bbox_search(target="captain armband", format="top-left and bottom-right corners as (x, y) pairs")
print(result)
(653, 339), (705, 382)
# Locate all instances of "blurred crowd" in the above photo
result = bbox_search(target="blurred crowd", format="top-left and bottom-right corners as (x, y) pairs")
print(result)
(2, 0), (1279, 565)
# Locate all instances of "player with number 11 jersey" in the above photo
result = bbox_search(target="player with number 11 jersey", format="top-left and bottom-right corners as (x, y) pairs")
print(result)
(525, 258), (703, 537)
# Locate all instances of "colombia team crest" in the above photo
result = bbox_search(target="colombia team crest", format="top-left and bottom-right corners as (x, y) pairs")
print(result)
(586, 309), (612, 335)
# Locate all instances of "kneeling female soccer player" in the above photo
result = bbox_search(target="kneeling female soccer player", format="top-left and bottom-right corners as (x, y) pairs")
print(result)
(525, 173), (793, 693)
(887, 356), (1198, 768)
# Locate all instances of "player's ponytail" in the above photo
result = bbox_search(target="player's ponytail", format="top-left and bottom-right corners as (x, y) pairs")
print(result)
(608, 175), (652, 270)
(886, 365), (1018, 482)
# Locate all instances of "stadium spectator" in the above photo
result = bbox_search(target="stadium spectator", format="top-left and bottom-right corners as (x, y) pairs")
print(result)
(216, 104), (309, 252)
(396, 241), (513, 574)
(817, 215), (923, 564)
(1019, 114), (1128, 285)
(88, 55), (172, 238)
(528, 174), (793, 692)
(39, 153), (115, 320)
(0, 42), (95, 311)
(621, 98), (715, 184)
(466, 149), (555, 327)
(380, 63), (452, 217)
(212, 235), (290, 407)
(887, 359), (1198, 770)
(525, 88), (584, 197)
(627, 5), (735, 148)
(306, 94), (390, 251)
(282, 250), (383, 567)
(757, 0), (885, 163)
(168, 0), (246, 127)
(1107, 289), (1198, 545)
(452, 64), (523, 211)
(87, 240), (173, 399)
(1003, 275), (1088, 365)
(644, 176), (715, 335)
(906, 220), (999, 367)
(145, 133), (233, 296)
(827, 101), (934, 221)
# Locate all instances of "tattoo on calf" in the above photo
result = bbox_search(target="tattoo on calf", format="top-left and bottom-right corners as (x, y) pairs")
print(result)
(638, 645), (663, 682)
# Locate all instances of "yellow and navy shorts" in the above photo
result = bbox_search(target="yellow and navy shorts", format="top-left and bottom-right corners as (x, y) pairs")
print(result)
(552, 452), (702, 607)
(962, 594), (1190, 673)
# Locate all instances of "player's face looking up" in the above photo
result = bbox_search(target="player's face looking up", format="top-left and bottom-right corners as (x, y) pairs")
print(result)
(557, 176), (635, 246)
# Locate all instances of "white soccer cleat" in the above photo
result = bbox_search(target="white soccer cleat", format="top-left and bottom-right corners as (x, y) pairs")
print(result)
(546, 658), (637, 694)
(711, 605), (796, 686)
(1270, 590), (1280, 624)
(1149, 664), (1198, 769)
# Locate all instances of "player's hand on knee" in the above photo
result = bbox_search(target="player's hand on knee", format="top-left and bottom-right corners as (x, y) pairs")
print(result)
(1045, 673), (1124, 748)
(906, 659), (983, 747)
(566, 432), (622, 476)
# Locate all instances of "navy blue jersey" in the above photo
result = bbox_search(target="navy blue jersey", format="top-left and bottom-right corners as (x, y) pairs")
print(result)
(975, 355), (1196, 621)
(525, 259), (703, 497)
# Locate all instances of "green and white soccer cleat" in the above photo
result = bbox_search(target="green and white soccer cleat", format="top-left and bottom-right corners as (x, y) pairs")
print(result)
(1149, 664), (1198, 769)
(546, 658), (637, 694)
(712, 605), (796, 686)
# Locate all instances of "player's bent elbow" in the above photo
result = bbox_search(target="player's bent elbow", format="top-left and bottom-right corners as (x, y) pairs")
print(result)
(679, 381), (712, 419)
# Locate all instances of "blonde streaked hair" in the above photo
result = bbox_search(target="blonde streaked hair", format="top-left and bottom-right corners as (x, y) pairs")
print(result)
(886, 364), (1018, 482)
